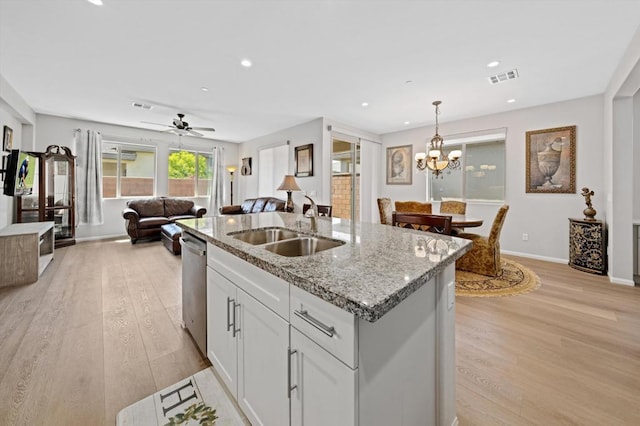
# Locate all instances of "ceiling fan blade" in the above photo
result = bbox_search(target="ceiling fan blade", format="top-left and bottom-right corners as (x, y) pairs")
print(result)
(186, 129), (204, 137)
(141, 121), (171, 127)
(191, 126), (216, 132)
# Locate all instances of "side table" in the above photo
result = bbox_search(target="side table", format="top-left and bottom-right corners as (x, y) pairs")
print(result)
(0, 222), (55, 287)
(568, 218), (607, 275)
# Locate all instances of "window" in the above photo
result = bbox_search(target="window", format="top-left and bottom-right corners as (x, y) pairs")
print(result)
(429, 139), (505, 202)
(102, 141), (156, 198)
(168, 150), (213, 197)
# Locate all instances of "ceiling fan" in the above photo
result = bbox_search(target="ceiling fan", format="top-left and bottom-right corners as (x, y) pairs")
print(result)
(142, 113), (215, 137)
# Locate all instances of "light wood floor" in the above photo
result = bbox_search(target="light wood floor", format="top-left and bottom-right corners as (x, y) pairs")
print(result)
(1, 240), (639, 425)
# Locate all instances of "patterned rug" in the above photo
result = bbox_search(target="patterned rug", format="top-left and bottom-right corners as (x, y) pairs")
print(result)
(455, 258), (541, 297)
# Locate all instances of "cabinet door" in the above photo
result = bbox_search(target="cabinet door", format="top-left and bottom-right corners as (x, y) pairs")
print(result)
(206, 267), (238, 396)
(290, 327), (357, 426)
(237, 289), (290, 426)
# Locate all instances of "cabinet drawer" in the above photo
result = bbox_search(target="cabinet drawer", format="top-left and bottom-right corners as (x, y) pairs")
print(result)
(290, 285), (358, 369)
(207, 243), (290, 320)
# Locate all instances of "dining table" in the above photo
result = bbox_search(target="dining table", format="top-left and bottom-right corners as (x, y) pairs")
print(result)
(393, 211), (484, 229)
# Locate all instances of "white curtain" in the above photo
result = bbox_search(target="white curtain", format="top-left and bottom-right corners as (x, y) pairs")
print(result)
(76, 129), (104, 225)
(209, 147), (225, 215)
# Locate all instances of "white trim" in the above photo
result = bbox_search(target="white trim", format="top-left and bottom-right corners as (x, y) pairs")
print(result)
(76, 233), (129, 242)
(609, 277), (636, 286)
(444, 127), (507, 145)
(501, 249), (567, 264)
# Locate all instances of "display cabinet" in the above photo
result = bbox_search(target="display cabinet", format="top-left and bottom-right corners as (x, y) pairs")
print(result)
(16, 145), (76, 248)
(568, 218), (607, 275)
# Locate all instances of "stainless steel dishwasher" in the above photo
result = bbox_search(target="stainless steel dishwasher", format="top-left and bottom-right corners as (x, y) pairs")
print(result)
(180, 231), (207, 355)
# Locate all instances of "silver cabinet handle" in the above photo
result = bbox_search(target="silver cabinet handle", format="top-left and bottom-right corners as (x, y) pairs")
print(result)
(226, 297), (234, 332)
(232, 301), (241, 337)
(287, 348), (297, 398)
(179, 237), (205, 256)
(294, 310), (335, 337)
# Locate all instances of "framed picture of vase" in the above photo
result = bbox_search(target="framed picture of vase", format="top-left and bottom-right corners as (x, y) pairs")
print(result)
(295, 144), (313, 177)
(525, 125), (576, 193)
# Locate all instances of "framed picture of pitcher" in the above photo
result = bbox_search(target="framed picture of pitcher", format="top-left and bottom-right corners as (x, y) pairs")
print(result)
(525, 125), (576, 193)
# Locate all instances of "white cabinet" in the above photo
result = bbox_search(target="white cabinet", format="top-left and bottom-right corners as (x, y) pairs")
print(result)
(207, 256), (289, 426)
(290, 327), (357, 426)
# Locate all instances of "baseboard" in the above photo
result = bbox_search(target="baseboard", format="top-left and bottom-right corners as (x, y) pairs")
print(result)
(609, 277), (636, 286)
(501, 250), (567, 264)
(76, 233), (129, 243)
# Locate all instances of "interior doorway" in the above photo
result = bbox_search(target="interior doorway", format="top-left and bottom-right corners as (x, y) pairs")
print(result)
(331, 138), (360, 221)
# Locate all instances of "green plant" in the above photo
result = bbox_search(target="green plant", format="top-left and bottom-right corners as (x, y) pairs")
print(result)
(164, 402), (218, 426)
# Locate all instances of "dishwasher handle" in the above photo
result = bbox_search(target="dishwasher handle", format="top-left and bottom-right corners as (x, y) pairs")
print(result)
(179, 237), (206, 256)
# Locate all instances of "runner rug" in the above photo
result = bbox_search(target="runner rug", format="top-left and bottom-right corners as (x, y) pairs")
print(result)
(117, 367), (245, 426)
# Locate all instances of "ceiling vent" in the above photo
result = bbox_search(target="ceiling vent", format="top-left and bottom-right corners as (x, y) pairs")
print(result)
(131, 101), (153, 110)
(488, 69), (519, 85)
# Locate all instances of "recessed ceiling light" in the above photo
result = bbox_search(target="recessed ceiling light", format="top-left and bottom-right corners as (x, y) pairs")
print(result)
(361, 102), (369, 107)
(201, 86), (209, 92)
(487, 60), (500, 68)
(404, 121), (411, 125)
(241, 59), (252, 67)
(507, 98), (516, 103)
(87, 0), (103, 5)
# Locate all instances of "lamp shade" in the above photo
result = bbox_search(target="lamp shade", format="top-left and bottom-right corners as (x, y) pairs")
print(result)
(277, 175), (301, 191)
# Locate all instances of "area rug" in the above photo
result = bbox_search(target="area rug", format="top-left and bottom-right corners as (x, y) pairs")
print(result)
(455, 258), (541, 297)
(116, 367), (245, 426)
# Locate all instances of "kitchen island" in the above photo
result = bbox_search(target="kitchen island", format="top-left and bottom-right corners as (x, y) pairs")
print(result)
(178, 212), (471, 426)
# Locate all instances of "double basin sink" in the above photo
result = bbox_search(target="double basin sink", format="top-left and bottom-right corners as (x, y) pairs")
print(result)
(229, 227), (344, 257)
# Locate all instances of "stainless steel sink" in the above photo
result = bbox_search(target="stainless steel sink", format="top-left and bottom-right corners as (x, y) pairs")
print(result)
(230, 227), (300, 245)
(264, 236), (345, 257)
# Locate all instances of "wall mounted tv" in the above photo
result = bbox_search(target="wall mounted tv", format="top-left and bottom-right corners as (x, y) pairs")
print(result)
(3, 150), (38, 196)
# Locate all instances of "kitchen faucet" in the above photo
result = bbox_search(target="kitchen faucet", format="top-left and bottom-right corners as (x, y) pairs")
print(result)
(304, 195), (318, 233)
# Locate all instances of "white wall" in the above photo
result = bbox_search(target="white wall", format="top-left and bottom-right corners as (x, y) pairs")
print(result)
(0, 74), (36, 229)
(237, 118), (324, 211)
(381, 95), (604, 263)
(35, 114), (238, 240)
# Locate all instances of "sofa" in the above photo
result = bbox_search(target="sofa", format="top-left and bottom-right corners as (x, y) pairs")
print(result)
(219, 197), (286, 215)
(122, 197), (207, 243)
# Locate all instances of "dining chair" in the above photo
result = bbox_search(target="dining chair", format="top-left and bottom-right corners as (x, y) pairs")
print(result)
(377, 198), (393, 225)
(303, 203), (333, 217)
(392, 213), (453, 235)
(440, 200), (466, 214)
(394, 201), (432, 214)
(455, 205), (509, 277)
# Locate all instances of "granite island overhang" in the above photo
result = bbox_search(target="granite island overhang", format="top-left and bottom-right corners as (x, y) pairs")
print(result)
(177, 212), (471, 322)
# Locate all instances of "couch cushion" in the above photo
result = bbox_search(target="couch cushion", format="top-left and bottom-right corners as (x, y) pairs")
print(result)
(128, 199), (164, 217)
(138, 217), (170, 228)
(168, 214), (197, 222)
(241, 199), (256, 214)
(251, 197), (270, 213)
(164, 199), (195, 217)
(264, 198), (285, 212)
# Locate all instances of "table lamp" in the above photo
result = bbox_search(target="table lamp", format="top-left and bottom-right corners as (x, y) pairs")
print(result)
(277, 175), (301, 213)
(226, 165), (238, 204)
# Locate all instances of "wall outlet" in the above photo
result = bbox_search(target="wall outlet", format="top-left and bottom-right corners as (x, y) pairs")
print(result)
(522, 233), (529, 241)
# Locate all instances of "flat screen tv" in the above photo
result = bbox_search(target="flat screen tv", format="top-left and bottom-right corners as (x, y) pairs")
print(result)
(3, 150), (38, 196)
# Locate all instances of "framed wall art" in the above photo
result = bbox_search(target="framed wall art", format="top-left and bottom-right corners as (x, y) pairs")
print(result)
(525, 125), (576, 193)
(295, 144), (313, 177)
(241, 157), (252, 176)
(3, 125), (13, 152)
(386, 144), (412, 185)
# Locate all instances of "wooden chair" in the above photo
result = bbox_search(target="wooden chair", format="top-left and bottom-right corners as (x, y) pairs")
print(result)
(392, 213), (453, 235)
(440, 200), (466, 214)
(377, 197), (393, 225)
(394, 201), (432, 214)
(455, 205), (509, 277)
(302, 203), (332, 217)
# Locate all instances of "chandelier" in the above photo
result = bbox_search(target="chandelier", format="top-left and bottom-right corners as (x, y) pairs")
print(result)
(415, 101), (462, 178)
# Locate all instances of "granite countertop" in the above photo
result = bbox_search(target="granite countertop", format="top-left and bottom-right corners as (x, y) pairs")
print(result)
(177, 212), (472, 322)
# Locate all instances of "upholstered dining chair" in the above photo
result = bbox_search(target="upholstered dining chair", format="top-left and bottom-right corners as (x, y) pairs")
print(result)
(393, 213), (453, 235)
(394, 201), (432, 214)
(455, 205), (509, 277)
(303, 203), (333, 217)
(440, 200), (467, 214)
(377, 198), (393, 225)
